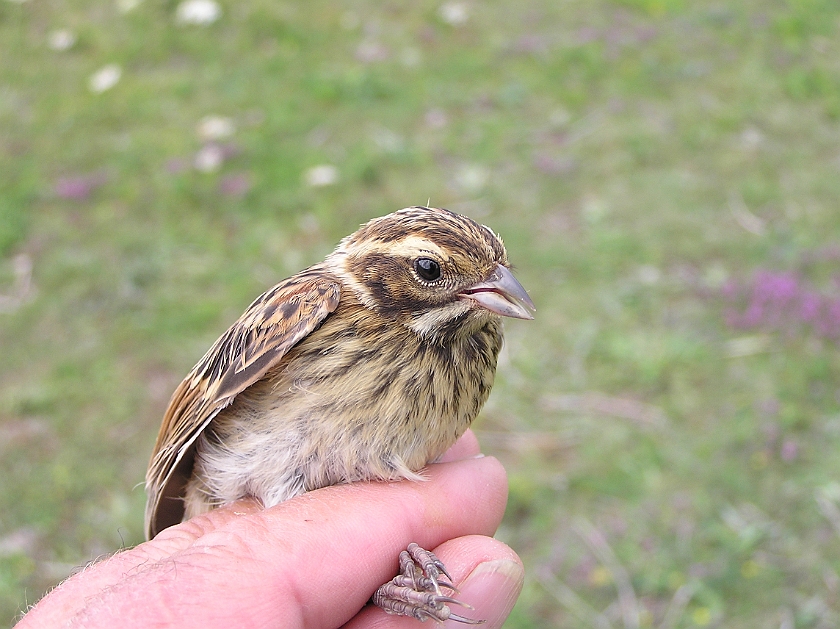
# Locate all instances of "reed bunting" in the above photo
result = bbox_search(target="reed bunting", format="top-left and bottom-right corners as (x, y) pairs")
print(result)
(145, 206), (534, 623)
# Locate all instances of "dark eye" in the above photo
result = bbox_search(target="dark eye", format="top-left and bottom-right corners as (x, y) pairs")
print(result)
(414, 257), (441, 282)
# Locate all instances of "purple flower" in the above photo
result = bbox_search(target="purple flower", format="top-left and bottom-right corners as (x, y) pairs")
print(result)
(721, 279), (741, 300)
(576, 27), (600, 44)
(533, 153), (577, 175)
(741, 301), (765, 328)
(780, 439), (798, 463)
(54, 173), (107, 200)
(219, 173), (251, 197)
(722, 267), (840, 342)
(799, 291), (822, 323)
(165, 158), (189, 174)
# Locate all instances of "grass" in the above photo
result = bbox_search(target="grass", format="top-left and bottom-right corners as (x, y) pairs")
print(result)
(2, 0), (840, 626)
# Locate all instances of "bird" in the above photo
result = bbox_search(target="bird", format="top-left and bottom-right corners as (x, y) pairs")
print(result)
(145, 205), (535, 623)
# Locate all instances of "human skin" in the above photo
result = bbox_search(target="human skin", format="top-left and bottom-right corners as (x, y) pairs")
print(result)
(19, 430), (523, 628)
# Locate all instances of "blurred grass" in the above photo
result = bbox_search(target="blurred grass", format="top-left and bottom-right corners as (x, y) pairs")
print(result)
(3, 0), (840, 626)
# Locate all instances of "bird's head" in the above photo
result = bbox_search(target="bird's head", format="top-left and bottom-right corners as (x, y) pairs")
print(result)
(328, 206), (535, 339)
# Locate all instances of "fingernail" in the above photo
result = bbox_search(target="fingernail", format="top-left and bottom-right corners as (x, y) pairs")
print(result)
(448, 559), (524, 628)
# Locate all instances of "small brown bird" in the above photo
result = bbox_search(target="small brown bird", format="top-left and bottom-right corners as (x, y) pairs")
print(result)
(145, 206), (534, 623)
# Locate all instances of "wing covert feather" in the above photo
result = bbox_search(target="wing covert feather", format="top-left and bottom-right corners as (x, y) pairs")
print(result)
(144, 272), (341, 538)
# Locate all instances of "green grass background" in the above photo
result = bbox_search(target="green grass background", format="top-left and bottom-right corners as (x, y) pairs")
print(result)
(3, 0), (840, 626)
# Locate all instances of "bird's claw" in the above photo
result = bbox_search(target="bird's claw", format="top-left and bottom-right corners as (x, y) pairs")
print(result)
(372, 543), (484, 624)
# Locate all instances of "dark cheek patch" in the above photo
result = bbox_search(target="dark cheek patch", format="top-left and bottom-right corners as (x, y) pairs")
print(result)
(349, 253), (432, 319)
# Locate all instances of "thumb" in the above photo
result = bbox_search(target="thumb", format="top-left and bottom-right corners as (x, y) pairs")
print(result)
(435, 536), (524, 629)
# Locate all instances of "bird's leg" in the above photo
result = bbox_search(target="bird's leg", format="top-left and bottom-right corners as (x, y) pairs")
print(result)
(372, 543), (484, 624)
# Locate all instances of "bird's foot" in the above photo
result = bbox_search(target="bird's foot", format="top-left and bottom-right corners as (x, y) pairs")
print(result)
(372, 543), (484, 624)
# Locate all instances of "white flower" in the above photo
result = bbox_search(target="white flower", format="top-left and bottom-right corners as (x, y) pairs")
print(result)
(194, 145), (224, 172)
(400, 47), (421, 68)
(582, 195), (608, 223)
(176, 0), (221, 25)
(371, 128), (404, 154)
(116, 0), (142, 13)
(304, 165), (339, 187)
(48, 29), (77, 51)
(197, 116), (235, 141)
(455, 164), (488, 194)
(355, 41), (389, 63)
(438, 2), (468, 25)
(739, 126), (763, 150)
(298, 214), (319, 233)
(89, 65), (122, 93)
(549, 107), (571, 127)
(637, 265), (661, 285)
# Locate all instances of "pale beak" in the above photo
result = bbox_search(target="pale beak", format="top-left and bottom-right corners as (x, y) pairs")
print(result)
(459, 264), (536, 320)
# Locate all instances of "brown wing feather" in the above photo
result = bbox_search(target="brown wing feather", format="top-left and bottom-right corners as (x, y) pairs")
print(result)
(145, 269), (341, 538)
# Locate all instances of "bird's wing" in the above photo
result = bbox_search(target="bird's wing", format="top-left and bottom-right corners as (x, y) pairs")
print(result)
(144, 270), (341, 538)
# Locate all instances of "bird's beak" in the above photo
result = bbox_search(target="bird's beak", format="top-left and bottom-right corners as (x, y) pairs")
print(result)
(459, 264), (536, 320)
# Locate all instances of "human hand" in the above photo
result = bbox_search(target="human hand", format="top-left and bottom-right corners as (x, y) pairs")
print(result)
(19, 430), (523, 628)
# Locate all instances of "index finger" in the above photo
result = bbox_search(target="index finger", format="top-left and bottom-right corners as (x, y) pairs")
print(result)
(20, 454), (509, 629)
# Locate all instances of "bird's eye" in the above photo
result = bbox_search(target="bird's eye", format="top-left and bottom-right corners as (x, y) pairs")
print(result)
(414, 257), (441, 282)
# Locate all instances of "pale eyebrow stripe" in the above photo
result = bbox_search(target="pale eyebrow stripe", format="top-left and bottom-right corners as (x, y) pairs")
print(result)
(379, 235), (448, 260)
